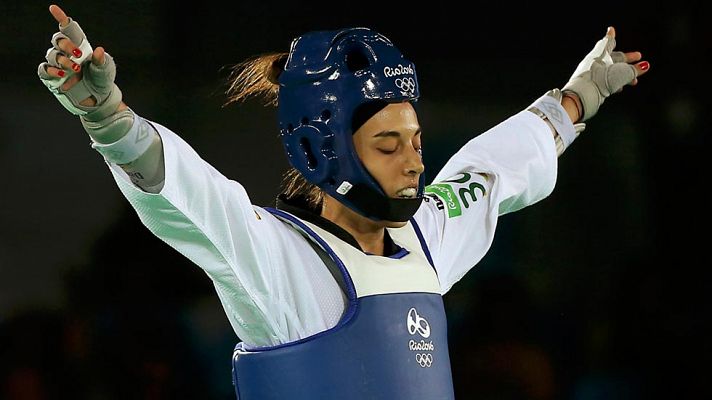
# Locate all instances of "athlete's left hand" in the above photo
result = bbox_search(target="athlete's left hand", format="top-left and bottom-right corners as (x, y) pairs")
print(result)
(562, 26), (650, 122)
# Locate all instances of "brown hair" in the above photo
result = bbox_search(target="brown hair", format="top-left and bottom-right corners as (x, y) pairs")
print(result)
(223, 52), (325, 211)
(223, 52), (287, 107)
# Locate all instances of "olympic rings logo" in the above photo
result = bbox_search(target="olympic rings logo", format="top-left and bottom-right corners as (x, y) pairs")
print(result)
(415, 353), (433, 368)
(395, 77), (416, 95)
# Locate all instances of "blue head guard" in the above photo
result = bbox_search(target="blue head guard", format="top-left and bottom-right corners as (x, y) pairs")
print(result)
(278, 27), (424, 222)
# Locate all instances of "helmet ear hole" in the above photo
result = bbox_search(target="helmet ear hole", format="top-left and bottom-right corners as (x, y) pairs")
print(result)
(345, 48), (371, 72)
(299, 137), (318, 169)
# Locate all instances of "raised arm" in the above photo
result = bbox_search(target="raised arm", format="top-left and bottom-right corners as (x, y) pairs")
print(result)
(38, 5), (165, 192)
(530, 26), (650, 156)
(36, 5), (346, 347)
(414, 26), (650, 293)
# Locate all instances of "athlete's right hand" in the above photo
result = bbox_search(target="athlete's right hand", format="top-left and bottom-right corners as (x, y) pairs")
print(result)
(38, 4), (123, 121)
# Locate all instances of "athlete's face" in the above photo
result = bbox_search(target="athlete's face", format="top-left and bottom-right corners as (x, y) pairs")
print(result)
(352, 102), (424, 226)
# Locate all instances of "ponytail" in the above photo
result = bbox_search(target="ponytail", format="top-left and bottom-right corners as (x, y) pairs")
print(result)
(223, 52), (324, 211)
(223, 52), (288, 107)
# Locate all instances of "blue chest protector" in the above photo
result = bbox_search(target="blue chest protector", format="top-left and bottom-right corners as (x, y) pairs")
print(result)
(231, 208), (455, 399)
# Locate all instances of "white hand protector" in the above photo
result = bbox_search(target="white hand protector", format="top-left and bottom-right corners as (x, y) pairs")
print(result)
(562, 30), (638, 122)
(37, 17), (122, 121)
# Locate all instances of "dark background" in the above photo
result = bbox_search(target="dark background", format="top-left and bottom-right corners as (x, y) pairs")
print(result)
(1, 1), (710, 399)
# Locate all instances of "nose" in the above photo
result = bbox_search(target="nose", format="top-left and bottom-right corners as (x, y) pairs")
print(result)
(403, 145), (425, 176)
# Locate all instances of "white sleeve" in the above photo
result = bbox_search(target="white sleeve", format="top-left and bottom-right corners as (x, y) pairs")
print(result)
(103, 120), (346, 347)
(412, 109), (560, 294)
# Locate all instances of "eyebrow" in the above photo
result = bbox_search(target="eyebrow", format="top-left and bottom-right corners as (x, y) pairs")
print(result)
(373, 128), (422, 138)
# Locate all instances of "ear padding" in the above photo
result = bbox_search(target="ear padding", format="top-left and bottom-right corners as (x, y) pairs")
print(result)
(282, 120), (335, 186)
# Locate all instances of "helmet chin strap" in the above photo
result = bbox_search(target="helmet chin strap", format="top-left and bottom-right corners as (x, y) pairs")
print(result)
(333, 141), (425, 223)
(341, 182), (423, 222)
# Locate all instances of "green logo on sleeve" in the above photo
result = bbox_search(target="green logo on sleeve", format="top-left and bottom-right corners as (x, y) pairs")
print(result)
(425, 172), (487, 218)
(425, 183), (462, 218)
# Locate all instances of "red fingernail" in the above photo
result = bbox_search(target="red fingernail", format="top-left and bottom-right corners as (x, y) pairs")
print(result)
(72, 49), (82, 58)
(639, 61), (649, 71)
(57, 70), (65, 77)
(72, 64), (81, 72)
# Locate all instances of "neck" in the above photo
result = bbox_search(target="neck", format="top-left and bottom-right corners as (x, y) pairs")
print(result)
(320, 194), (386, 256)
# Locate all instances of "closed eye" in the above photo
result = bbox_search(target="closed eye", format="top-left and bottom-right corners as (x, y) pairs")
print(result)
(378, 146), (423, 155)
